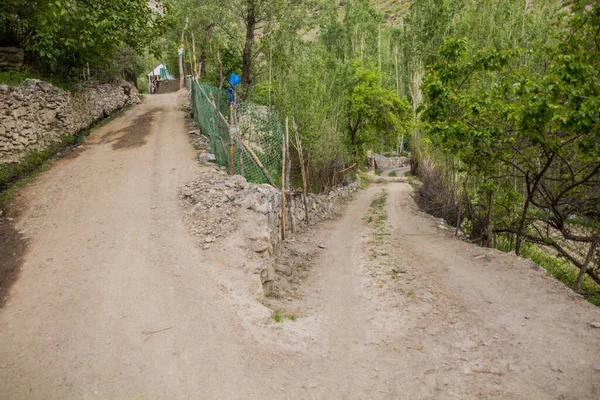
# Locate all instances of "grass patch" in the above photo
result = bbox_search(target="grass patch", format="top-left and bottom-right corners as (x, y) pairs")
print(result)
(364, 189), (389, 235)
(359, 172), (372, 189)
(388, 171), (397, 177)
(0, 69), (78, 91)
(521, 244), (600, 306)
(272, 309), (283, 322)
(272, 309), (297, 322)
(370, 190), (387, 209)
(374, 168), (383, 176)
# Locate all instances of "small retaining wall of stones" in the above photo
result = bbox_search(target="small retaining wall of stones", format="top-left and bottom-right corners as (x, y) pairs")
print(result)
(373, 153), (410, 168)
(179, 167), (360, 295)
(259, 183), (360, 246)
(0, 79), (141, 164)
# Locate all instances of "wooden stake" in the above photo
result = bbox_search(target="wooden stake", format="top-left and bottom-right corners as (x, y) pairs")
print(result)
(229, 103), (235, 175)
(281, 118), (287, 241)
(289, 194), (295, 234)
(241, 140), (276, 187)
(285, 116), (291, 191)
(291, 119), (310, 225)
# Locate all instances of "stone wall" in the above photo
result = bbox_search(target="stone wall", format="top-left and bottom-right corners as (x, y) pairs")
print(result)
(0, 79), (141, 163)
(373, 153), (410, 168)
(179, 167), (359, 295)
(258, 183), (360, 246)
(179, 168), (360, 247)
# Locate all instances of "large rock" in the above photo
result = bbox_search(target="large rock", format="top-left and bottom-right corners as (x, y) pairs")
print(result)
(198, 153), (216, 163)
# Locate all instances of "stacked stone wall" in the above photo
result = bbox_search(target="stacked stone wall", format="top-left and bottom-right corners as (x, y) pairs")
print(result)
(0, 79), (140, 163)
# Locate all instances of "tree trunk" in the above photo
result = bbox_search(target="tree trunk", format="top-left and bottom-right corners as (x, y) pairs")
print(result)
(484, 189), (494, 248)
(349, 118), (361, 160)
(179, 53), (185, 90)
(515, 193), (531, 255)
(241, 4), (257, 100)
(574, 227), (600, 293)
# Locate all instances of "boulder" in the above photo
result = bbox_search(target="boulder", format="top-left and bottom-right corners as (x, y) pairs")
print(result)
(198, 153), (217, 163)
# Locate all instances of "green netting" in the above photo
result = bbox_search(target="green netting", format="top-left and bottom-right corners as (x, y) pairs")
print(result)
(190, 80), (283, 186)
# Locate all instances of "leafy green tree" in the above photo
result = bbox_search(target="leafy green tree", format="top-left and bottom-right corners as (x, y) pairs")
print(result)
(345, 63), (412, 159)
(420, 1), (600, 288)
(1, 0), (168, 80)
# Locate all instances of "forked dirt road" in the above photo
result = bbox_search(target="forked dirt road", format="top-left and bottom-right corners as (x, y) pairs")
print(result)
(0, 91), (599, 399)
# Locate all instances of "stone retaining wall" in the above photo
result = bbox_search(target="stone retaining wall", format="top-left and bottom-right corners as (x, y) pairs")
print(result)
(373, 153), (410, 168)
(179, 167), (359, 295)
(180, 168), (359, 247)
(0, 79), (141, 163)
(259, 183), (360, 246)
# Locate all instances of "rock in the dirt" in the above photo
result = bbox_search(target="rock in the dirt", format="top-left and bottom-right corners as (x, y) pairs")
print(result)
(590, 322), (600, 329)
(253, 241), (272, 253)
(318, 243), (326, 249)
(202, 244), (211, 250)
(275, 264), (293, 276)
(234, 193), (257, 209)
(204, 236), (216, 243)
(593, 364), (600, 371)
(198, 153), (216, 163)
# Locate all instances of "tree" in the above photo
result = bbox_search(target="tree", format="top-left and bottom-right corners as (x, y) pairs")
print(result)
(0, 0), (169, 80)
(345, 63), (412, 159)
(420, 0), (600, 290)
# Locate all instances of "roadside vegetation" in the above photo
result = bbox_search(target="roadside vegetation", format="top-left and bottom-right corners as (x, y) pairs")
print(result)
(0, 1), (169, 88)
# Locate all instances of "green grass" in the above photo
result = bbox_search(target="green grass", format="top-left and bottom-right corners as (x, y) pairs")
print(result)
(493, 234), (600, 306)
(364, 189), (389, 235)
(272, 309), (297, 322)
(0, 70), (78, 91)
(388, 171), (397, 177)
(374, 168), (383, 176)
(359, 172), (372, 189)
(272, 309), (283, 322)
(521, 244), (600, 306)
(370, 190), (388, 209)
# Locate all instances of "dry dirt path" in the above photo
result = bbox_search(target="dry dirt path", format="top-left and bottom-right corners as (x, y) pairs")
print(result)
(0, 92), (284, 398)
(270, 183), (600, 399)
(0, 91), (599, 399)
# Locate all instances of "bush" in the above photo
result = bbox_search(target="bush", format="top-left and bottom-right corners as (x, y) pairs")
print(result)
(413, 156), (458, 225)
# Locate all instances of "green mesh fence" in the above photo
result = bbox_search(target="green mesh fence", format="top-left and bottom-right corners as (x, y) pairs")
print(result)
(190, 80), (283, 186)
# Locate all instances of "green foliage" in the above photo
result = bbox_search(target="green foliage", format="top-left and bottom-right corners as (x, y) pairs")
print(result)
(417, 1), (600, 293)
(271, 309), (296, 322)
(0, 70), (31, 86)
(346, 63), (412, 159)
(272, 309), (283, 322)
(521, 244), (600, 306)
(1, 0), (169, 82)
(0, 69), (78, 90)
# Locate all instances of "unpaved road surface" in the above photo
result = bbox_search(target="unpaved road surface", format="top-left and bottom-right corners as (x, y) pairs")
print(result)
(0, 91), (599, 399)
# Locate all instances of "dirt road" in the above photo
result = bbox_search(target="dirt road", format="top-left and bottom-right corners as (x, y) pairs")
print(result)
(0, 91), (599, 399)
